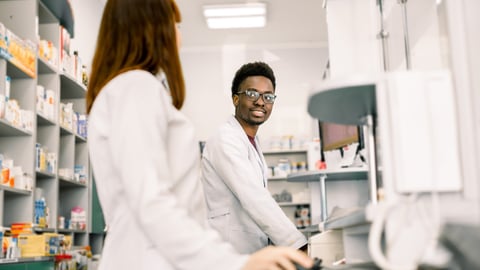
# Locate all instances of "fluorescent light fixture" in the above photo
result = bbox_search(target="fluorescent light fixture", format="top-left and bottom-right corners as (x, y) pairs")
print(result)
(206, 16), (266, 29)
(203, 3), (267, 29)
(203, 3), (266, 17)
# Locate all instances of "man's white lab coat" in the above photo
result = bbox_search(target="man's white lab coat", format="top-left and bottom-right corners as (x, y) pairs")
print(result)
(201, 115), (307, 254)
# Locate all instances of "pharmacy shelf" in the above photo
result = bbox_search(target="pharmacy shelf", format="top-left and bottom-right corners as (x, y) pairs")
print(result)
(59, 177), (87, 188)
(75, 134), (87, 143)
(0, 1), (94, 255)
(33, 227), (56, 234)
(37, 56), (58, 74)
(39, 0), (74, 38)
(36, 170), (56, 179)
(60, 125), (74, 136)
(4, 57), (35, 79)
(323, 207), (367, 230)
(0, 256), (53, 265)
(287, 167), (368, 223)
(263, 149), (307, 155)
(36, 112), (56, 126)
(287, 167), (368, 182)
(0, 119), (33, 136)
(264, 149), (314, 226)
(60, 73), (86, 99)
(277, 202), (310, 207)
(58, 228), (87, 234)
(268, 176), (288, 181)
(0, 186), (32, 196)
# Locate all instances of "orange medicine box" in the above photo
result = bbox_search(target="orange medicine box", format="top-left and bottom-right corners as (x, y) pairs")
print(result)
(10, 222), (32, 235)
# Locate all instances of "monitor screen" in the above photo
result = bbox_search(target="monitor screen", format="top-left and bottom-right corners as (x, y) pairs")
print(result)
(318, 121), (361, 152)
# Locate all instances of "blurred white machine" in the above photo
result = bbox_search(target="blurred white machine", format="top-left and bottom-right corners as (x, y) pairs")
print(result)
(306, 70), (463, 269)
(308, 229), (344, 266)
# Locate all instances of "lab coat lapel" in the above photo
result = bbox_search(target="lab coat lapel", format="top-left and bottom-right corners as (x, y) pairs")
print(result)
(230, 116), (268, 188)
(253, 137), (268, 188)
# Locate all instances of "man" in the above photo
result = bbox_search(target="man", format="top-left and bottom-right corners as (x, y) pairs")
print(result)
(201, 61), (307, 254)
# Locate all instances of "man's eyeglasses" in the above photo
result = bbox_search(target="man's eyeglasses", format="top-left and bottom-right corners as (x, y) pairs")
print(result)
(237, 89), (277, 104)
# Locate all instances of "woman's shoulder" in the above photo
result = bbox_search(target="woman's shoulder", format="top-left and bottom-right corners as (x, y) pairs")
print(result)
(109, 70), (159, 88)
(102, 70), (165, 99)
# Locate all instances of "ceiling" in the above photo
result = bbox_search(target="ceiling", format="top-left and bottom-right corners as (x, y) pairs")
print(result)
(174, 0), (329, 49)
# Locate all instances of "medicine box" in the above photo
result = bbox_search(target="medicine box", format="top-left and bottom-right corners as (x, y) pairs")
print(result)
(17, 233), (60, 257)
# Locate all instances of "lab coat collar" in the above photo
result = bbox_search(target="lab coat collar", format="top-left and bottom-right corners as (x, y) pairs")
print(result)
(155, 71), (170, 92)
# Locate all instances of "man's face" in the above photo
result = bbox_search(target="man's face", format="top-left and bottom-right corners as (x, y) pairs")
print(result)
(233, 75), (275, 127)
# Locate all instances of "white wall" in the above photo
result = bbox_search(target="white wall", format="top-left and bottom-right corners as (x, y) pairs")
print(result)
(326, 0), (383, 78)
(69, 0), (104, 71)
(383, 0), (444, 70)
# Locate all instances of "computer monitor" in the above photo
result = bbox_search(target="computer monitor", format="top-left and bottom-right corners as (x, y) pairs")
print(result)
(318, 121), (363, 161)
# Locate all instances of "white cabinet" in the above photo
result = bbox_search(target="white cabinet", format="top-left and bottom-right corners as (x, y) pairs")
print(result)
(0, 0), (92, 249)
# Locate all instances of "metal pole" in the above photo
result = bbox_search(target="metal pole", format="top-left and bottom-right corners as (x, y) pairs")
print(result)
(377, 0), (390, 71)
(319, 174), (328, 221)
(363, 115), (378, 204)
(322, 60), (330, 80)
(398, 0), (411, 69)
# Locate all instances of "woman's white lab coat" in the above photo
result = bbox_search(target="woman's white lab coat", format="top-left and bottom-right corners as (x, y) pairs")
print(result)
(88, 70), (247, 270)
(201, 116), (307, 254)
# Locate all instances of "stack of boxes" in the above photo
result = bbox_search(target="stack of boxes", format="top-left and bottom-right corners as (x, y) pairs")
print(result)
(2, 223), (73, 259)
(38, 39), (58, 67)
(59, 102), (88, 138)
(36, 85), (56, 121)
(0, 22), (36, 77)
(17, 233), (60, 257)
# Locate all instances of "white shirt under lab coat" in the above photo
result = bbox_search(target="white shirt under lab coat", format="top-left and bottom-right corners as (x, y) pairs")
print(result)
(88, 70), (248, 270)
(201, 116), (307, 254)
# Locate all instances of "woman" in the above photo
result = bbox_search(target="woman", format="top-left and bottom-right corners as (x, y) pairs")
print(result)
(86, 0), (313, 270)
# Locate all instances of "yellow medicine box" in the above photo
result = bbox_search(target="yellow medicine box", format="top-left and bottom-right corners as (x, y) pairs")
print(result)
(17, 233), (60, 257)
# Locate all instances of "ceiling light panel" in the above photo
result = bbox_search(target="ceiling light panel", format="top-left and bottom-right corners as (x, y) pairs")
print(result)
(203, 3), (266, 17)
(203, 2), (267, 29)
(206, 16), (266, 29)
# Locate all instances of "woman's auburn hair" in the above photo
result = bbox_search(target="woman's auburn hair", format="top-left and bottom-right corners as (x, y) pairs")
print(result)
(86, 0), (184, 113)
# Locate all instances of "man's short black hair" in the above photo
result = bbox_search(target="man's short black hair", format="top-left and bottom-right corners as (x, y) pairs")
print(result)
(231, 61), (276, 97)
